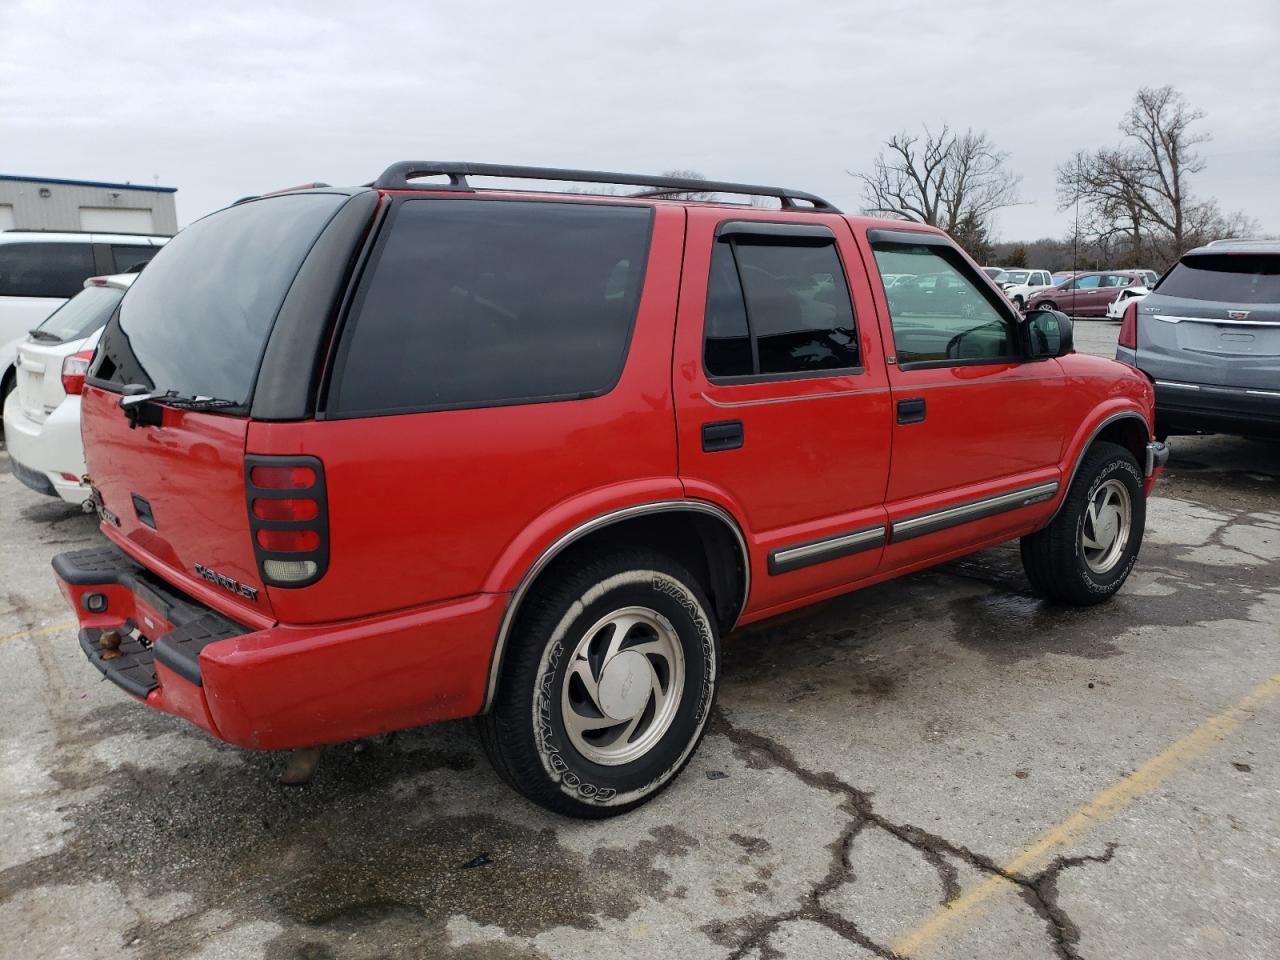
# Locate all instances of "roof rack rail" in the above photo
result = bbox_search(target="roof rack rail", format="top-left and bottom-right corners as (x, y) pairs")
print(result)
(2, 228), (172, 238)
(372, 162), (839, 212)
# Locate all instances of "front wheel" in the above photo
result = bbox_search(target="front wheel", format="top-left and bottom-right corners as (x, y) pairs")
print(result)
(478, 549), (719, 818)
(1037, 300), (1057, 313)
(1021, 442), (1146, 605)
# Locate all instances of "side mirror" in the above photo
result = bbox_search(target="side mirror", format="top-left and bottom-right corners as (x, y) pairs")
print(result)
(1026, 309), (1073, 359)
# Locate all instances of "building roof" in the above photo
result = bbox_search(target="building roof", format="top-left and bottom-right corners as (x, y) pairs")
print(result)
(0, 173), (177, 194)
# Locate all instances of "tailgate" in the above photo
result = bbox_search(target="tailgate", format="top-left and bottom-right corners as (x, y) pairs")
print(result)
(81, 385), (271, 620)
(1139, 299), (1280, 389)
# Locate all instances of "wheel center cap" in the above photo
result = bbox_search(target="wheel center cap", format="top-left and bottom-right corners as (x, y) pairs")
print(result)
(597, 651), (651, 720)
(1096, 510), (1118, 546)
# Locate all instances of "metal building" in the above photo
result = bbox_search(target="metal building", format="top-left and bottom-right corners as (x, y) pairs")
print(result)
(0, 174), (178, 235)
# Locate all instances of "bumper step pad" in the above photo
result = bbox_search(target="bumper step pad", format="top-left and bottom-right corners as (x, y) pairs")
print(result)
(57, 544), (246, 697)
(79, 625), (158, 698)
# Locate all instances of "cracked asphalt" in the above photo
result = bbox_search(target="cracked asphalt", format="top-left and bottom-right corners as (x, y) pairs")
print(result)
(2, 321), (1278, 959)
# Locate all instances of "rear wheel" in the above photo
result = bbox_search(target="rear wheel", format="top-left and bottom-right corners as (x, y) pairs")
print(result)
(478, 548), (719, 818)
(1021, 442), (1145, 605)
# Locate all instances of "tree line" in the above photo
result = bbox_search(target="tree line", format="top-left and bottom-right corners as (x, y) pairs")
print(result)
(851, 85), (1257, 270)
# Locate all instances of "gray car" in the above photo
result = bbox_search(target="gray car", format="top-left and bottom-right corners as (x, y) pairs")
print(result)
(1116, 239), (1280, 439)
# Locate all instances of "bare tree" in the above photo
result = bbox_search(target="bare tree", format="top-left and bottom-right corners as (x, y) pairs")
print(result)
(852, 125), (1021, 249)
(1057, 86), (1256, 267)
(651, 168), (716, 202)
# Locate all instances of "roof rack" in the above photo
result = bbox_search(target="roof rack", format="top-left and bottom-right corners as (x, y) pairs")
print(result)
(372, 162), (839, 212)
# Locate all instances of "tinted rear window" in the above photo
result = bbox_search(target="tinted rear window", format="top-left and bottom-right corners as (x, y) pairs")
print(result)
(34, 284), (125, 342)
(1157, 254), (1280, 304)
(0, 242), (95, 298)
(91, 193), (345, 405)
(330, 198), (651, 415)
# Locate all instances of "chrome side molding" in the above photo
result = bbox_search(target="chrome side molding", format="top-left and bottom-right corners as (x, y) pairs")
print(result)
(891, 481), (1060, 543)
(768, 525), (886, 575)
(1154, 314), (1280, 328)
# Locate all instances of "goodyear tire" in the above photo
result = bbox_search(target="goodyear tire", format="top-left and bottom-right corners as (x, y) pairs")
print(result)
(478, 549), (719, 818)
(1020, 441), (1145, 605)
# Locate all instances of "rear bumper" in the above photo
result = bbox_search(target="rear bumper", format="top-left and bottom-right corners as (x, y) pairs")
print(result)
(1152, 378), (1280, 437)
(54, 544), (505, 750)
(2, 392), (89, 503)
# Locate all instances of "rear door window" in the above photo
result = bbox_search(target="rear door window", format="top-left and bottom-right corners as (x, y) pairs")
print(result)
(91, 192), (346, 406)
(702, 231), (859, 379)
(872, 241), (1016, 366)
(0, 242), (95, 298)
(1156, 254), (1280, 303)
(330, 198), (652, 415)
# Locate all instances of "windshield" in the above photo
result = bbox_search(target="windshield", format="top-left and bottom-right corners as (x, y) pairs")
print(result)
(1156, 254), (1280, 304)
(32, 285), (125, 343)
(997, 270), (1029, 284)
(90, 193), (345, 405)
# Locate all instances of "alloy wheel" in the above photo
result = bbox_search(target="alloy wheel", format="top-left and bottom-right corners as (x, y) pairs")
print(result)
(560, 605), (685, 766)
(1082, 478), (1132, 574)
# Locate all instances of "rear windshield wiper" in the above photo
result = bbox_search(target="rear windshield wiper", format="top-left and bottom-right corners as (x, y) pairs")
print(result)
(28, 329), (62, 343)
(119, 388), (245, 428)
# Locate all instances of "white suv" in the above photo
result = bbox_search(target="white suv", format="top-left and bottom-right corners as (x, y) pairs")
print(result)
(0, 231), (166, 412)
(3, 273), (136, 504)
(995, 268), (1054, 310)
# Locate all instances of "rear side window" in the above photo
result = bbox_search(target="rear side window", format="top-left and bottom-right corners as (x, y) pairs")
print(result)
(1156, 254), (1280, 304)
(0, 242), (95, 298)
(33, 285), (125, 343)
(110, 244), (160, 273)
(330, 199), (652, 415)
(702, 235), (859, 379)
(92, 193), (346, 405)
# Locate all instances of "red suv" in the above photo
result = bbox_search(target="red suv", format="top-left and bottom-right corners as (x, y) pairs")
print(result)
(53, 163), (1168, 817)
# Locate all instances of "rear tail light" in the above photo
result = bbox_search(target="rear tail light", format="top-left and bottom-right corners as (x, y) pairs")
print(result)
(245, 455), (328, 587)
(1118, 301), (1138, 350)
(61, 350), (95, 395)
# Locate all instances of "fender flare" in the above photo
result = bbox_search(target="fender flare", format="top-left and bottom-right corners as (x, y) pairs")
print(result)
(1049, 409), (1150, 521)
(482, 499), (750, 712)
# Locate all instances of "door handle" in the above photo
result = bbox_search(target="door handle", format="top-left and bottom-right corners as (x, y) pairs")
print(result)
(896, 398), (926, 424)
(702, 420), (744, 452)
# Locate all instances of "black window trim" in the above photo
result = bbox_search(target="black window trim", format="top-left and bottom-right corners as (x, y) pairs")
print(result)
(867, 228), (1026, 371)
(322, 193), (656, 421)
(702, 220), (865, 385)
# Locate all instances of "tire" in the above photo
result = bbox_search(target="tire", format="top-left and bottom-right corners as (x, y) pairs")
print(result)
(0, 368), (15, 444)
(1037, 300), (1057, 313)
(1020, 441), (1145, 606)
(477, 548), (719, 818)
(1012, 296), (1025, 310)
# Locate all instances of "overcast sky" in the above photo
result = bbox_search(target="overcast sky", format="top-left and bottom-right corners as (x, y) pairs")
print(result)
(2, 0), (1276, 240)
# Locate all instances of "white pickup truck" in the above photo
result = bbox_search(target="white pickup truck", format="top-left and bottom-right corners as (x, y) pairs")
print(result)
(995, 268), (1054, 310)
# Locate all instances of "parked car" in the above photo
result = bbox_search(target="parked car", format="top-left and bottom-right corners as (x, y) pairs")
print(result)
(52, 162), (1166, 818)
(1027, 271), (1147, 317)
(3, 273), (136, 503)
(0, 231), (166, 416)
(1116, 239), (1280, 438)
(1106, 285), (1149, 320)
(995, 268), (1054, 310)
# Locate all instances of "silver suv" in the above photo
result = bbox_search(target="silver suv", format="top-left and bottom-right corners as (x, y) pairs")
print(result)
(1116, 239), (1280, 439)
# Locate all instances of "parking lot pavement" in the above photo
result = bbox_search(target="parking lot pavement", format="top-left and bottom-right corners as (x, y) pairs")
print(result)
(1, 332), (1277, 959)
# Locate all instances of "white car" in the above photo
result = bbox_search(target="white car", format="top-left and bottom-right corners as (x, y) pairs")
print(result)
(995, 268), (1054, 310)
(3, 273), (136, 505)
(1106, 285), (1150, 320)
(0, 231), (166, 408)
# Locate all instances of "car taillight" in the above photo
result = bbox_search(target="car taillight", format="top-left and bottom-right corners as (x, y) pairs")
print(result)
(61, 350), (95, 395)
(245, 455), (328, 587)
(1118, 300), (1138, 349)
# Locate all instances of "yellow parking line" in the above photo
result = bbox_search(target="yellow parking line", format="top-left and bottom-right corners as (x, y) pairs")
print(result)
(0, 619), (76, 648)
(893, 672), (1280, 957)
